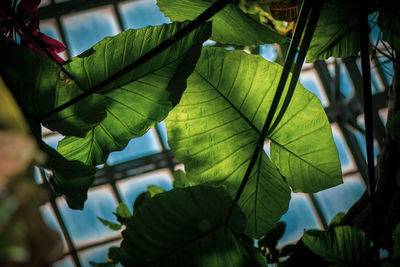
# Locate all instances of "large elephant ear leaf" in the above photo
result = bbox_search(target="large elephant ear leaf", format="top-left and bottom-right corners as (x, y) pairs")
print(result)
(306, 0), (360, 62)
(378, 4), (400, 52)
(117, 185), (266, 266)
(166, 47), (341, 237)
(42, 143), (96, 209)
(0, 37), (107, 137)
(157, 0), (287, 46)
(57, 21), (211, 166)
(302, 226), (372, 265)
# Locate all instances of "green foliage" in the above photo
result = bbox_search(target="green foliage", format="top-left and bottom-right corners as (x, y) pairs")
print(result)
(393, 224), (400, 260)
(306, 0), (359, 62)
(378, 3), (400, 52)
(172, 170), (191, 188)
(301, 226), (371, 265)
(157, 0), (287, 46)
(388, 112), (400, 137)
(116, 185), (266, 266)
(42, 143), (96, 209)
(0, 37), (107, 137)
(57, 21), (211, 166)
(166, 47), (341, 237)
(147, 185), (165, 197)
(97, 217), (122, 231)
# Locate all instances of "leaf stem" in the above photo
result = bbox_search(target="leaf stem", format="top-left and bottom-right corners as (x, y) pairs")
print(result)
(38, 0), (233, 121)
(225, 0), (317, 222)
(358, 10), (379, 264)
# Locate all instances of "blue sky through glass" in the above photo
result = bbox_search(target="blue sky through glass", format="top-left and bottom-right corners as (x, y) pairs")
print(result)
(117, 171), (172, 211)
(119, 0), (170, 30)
(314, 176), (365, 224)
(278, 194), (321, 246)
(62, 7), (120, 57)
(107, 128), (162, 165)
(57, 185), (119, 245)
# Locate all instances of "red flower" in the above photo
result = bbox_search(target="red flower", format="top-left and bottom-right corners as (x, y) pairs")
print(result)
(0, 0), (66, 62)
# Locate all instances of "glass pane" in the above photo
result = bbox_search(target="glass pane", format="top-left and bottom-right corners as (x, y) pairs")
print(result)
(118, 0), (170, 30)
(299, 70), (329, 107)
(339, 64), (354, 98)
(107, 128), (162, 165)
(40, 203), (68, 252)
(331, 124), (355, 172)
(314, 175), (365, 224)
(377, 57), (394, 85)
(278, 193), (322, 246)
(43, 134), (63, 150)
(79, 241), (122, 267)
(117, 169), (172, 210)
(61, 6), (120, 57)
(57, 185), (119, 246)
(53, 256), (74, 267)
(260, 44), (277, 62)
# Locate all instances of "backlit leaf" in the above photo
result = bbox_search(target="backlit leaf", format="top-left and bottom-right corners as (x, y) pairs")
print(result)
(306, 1), (359, 62)
(157, 0), (287, 45)
(58, 21), (211, 166)
(166, 47), (341, 237)
(118, 185), (266, 266)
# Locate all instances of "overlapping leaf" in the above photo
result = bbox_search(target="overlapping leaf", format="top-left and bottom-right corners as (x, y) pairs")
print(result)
(306, 0), (359, 62)
(117, 185), (266, 266)
(378, 4), (400, 52)
(58, 21), (211, 165)
(302, 226), (371, 264)
(0, 37), (107, 137)
(166, 47), (341, 237)
(157, 0), (287, 46)
(42, 143), (96, 209)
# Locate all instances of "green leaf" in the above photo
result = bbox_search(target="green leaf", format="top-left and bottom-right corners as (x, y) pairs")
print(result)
(306, 1), (360, 63)
(328, 212), (345, 228)
(98, 217), (122, 231)
(0, 37), (107, 137)
(388, 112), (400, 137)
(393, 223), (400, 260)
(42, 143), (96, 209)
(302, 226), (371, 264)
(378, 4), (400, 52)
(172, 170), (191, 188)
(0, 76), (29, 133)
(133, 191), (151, 211)
(116, 203), (132, 219)
(58, 21), (211, 166)
(157, 0), (287, 46)
(118, 185), (266, 266)
(147, 185), (165, 197)
(258, 221), (286, 249)
(166, 47), (341, 237)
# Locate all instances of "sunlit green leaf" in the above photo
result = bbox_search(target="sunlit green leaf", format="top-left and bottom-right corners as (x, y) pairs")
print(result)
(172, 170), (191, 188)
(118, 185), (266, 266)
(166, 47), (341, 237)
(58, 21), (211, 166)
(42, 143), (96, 209)
(306, 1), (359, 62)
(378, 4), (400, 52)
(147, 185), (165, 197)
(328, 212), (345, 228)
(98, 217), (122, 231)
(115, 203), (132, 219)
(302, 226), (371, 264)
(0, 37), (107, 137)
(157, 0), (287, 45)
